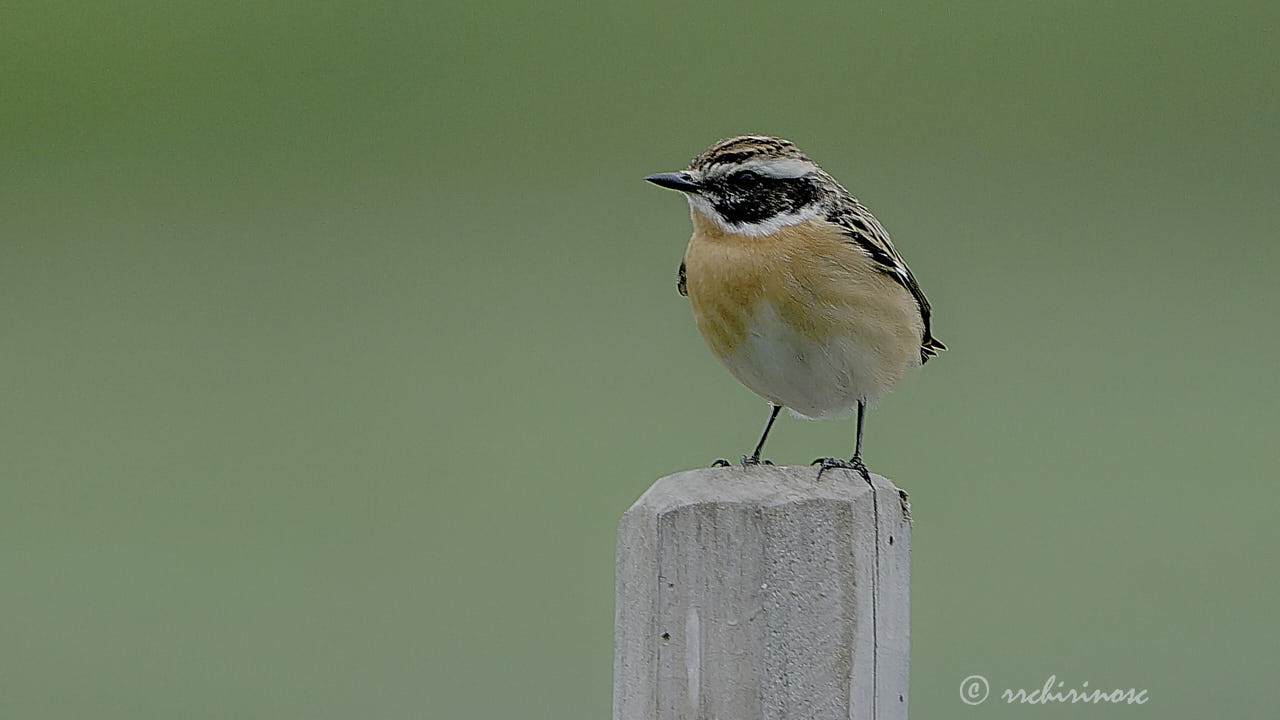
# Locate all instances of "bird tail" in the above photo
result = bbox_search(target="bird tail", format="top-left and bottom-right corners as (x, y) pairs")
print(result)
(921, 335), (947, 363)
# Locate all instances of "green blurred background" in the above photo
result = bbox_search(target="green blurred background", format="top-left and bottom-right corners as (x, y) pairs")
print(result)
(3, 1), (1277, 717)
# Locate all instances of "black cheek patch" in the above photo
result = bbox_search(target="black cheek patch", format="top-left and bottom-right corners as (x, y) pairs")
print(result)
(713, 178), (816, 227)
(716, 192), (783, 225)
(784, 180), (819, 214)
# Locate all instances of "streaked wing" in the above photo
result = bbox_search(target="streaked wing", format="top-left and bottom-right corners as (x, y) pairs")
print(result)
(828, 199), (946, 361)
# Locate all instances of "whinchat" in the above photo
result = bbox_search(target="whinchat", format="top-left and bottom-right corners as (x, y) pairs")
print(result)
(646, 135), (945, 478)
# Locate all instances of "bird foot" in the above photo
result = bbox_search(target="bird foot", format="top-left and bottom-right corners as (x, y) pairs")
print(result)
(711, 456), (775, 468)
(812, 456), (870, 482)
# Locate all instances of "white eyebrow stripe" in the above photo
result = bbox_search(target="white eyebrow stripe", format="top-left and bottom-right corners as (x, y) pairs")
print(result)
(737, 157), (818, 179)
(706, 157), (818, 180)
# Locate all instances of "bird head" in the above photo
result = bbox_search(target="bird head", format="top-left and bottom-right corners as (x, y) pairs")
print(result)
(645, 135), (833, 236)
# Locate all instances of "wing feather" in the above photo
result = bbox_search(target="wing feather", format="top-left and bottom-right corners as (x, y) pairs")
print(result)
(828, 200), (946, 362)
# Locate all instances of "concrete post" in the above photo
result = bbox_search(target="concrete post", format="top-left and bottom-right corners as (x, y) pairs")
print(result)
(613, 465), (911, 720)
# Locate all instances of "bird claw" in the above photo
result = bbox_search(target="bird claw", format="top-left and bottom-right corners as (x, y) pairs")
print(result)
(811, 456), (870, 482)
(713, 456), (774, 468)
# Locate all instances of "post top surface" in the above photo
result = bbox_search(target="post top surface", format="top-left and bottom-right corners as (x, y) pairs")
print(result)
(627, 465), (904, 517)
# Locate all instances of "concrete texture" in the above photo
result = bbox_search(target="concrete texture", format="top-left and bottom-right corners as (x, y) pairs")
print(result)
(613, 465), (910, 720)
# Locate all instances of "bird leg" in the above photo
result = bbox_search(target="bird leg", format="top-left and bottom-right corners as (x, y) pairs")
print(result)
(813, 400), (871, 481)
(741, 404), (782, 466)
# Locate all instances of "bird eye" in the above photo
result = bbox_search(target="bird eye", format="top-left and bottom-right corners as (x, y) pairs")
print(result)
(734, 170), (761, 188)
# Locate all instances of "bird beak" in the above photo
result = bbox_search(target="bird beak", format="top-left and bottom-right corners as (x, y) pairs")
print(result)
(644, 171), (701, 193)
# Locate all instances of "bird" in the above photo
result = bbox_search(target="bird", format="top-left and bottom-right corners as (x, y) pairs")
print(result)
(645, 135), (945, 479)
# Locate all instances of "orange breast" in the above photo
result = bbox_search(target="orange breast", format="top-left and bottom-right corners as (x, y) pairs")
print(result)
(684, 210), (920, 354)
(682, 218), (771, 360)
(681, 208), (924, 410)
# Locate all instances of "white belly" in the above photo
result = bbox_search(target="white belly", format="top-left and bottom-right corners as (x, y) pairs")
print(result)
(719, 301), (897, 419)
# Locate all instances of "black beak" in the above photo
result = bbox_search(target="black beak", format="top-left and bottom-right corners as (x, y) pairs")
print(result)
(644, 171), (701, 192)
